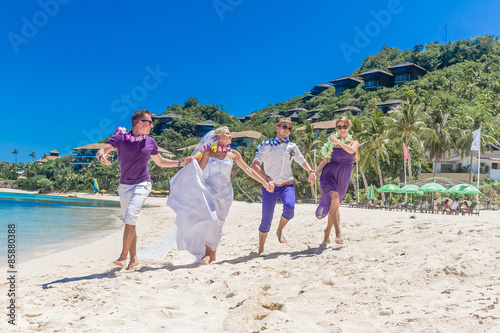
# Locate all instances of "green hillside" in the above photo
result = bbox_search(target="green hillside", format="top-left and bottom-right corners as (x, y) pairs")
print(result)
(4, 35), (500, 202)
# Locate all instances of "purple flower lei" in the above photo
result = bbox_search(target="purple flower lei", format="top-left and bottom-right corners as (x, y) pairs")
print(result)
(114, 127), (148, 143)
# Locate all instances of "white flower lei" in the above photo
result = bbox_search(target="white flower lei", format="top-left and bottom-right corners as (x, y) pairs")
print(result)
(320, 133), (353, 159)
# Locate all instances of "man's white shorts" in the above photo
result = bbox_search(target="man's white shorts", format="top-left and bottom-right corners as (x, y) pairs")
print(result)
(117, 181), (152, 227)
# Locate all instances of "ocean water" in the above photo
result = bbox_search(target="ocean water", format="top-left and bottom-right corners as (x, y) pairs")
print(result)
(0, 192), (122, 264)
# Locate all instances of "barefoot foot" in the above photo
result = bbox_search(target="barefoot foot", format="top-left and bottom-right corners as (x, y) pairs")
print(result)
(201, 255), (211, 265)
(113, 256), (127, 268)
(276, 230), (286, 243)
(322, 229), (330, 244)
(126, 260), (140, 270)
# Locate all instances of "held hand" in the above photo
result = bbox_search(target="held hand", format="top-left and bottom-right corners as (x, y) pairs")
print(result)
(308, 172), (317, 185)
(264, 182), (275, 193)
(180, 156), (195, 166)
(331, 136), (341, 145)
(99, 154), (112, 166)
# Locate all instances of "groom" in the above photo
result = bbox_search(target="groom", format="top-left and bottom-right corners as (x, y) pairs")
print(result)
(96, 110), (191, 270)
(251, 117), (316, 253)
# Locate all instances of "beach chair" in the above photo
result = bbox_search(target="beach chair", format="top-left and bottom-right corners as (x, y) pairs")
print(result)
(409, 202), (421, 212)
(396, 202), (406, 211)
(468, 202), (480, 216)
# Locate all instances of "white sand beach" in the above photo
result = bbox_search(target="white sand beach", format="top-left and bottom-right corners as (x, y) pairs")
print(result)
(1, 190), (499, 332)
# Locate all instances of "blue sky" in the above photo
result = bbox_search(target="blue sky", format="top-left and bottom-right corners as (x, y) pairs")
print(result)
(1, 0), (499, 163)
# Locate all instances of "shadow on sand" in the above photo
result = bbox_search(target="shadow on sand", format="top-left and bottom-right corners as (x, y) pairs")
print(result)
(40, 243), (341, 289)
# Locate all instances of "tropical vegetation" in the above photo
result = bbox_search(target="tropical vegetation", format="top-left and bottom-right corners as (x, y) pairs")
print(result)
(2, 36), (500, 203)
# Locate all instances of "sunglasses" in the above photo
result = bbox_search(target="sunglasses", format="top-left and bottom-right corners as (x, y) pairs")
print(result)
(139, 119), (153, 125)
(336, 125), (349, 130)
(280, 125), (292, 131)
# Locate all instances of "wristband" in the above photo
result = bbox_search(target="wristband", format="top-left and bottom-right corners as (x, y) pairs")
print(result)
(177, 159), (183, 167)
(265, 176), (272, 182)
(98, 154), (103, 161)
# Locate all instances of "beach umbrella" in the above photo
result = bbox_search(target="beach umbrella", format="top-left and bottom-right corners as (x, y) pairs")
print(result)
(378, 184), (401, 192)
(420, 182), (448, 193)
(367, 185), (376, 199)
(398, 184), (421, 194)
(397, 184), (423, 203)
(448, 184), (480, 195)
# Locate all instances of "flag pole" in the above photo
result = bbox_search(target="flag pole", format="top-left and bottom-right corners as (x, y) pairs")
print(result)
(477, 147), (481, 203)
(356, 160), (359, 203)
(403, 142), (408, 202)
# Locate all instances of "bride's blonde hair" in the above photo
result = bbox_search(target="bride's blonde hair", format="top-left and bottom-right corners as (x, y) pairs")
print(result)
(214, 126), (229, 135)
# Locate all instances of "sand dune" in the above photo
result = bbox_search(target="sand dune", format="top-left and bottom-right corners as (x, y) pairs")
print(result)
(1, 193), (499, 332)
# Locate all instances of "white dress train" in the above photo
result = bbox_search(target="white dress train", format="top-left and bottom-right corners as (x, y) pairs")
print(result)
(167, 158), (234, 262)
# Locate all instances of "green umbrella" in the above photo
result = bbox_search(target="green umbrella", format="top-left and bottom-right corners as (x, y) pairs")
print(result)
(378, 184), (401, 192)
(420, 182), (448, 193)
(367, 185), (376, 199)
(398, 184), (421, 194)
(448, 184), (480, 195)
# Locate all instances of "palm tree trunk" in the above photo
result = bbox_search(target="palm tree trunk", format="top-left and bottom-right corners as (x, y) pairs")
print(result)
(375, 149), (386, 201)
(406, 137), (413, 183)
(361, 172), (369, 195)
(433, 157), (438, 178)
(235, 178), (255, 203)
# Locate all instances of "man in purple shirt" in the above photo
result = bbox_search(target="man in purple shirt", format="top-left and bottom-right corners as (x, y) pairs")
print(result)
(96, 110), (192, 270)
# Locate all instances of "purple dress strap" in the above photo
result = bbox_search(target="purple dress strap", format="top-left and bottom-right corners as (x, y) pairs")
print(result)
(315, 147), (355, 219)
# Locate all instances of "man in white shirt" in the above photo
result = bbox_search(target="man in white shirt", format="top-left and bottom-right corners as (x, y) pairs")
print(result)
(252, 117), (316, 253)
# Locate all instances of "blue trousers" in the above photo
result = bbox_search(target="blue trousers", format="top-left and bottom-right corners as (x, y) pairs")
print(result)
(259, 183), (295, 233)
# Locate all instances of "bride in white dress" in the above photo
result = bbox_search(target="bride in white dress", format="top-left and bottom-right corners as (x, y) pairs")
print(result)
(167, 126), (274, 264)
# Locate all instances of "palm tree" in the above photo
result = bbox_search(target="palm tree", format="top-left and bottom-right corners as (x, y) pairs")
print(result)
(349, 115), (369, 199)
(293, 123), (323, 198)
(12, 149), (19, 164)
(455, 114), (499, 184)
(422, 108), (455, 178)
(386, 99), (427, 183)
(29, 152), (36, 163)
(358, 109), (390, 201)
(231, 146), (261, 202)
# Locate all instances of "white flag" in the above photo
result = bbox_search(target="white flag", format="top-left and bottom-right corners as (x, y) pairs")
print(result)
(471, 128), (481, 151)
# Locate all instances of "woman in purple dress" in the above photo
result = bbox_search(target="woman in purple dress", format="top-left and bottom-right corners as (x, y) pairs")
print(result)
(314, 116), (359, 245)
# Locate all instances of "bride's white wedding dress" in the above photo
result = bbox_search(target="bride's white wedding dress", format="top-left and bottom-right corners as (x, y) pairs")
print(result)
(167, 157), (234, 262)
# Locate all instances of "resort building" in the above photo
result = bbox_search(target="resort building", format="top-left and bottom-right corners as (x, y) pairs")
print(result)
(71, 143), (173, 170)
(305, 109), (323, 123)
(301, 93), (314, 102)
(283, 108), (307, 117)
(151, 112), (181, 131)
(158, 147), (175, 159)
(238, 112), (256, 123)
(264, 110), (280, 119)
(36, 150), (62, 164)
(196, 120), (217, 137)
(387, 62), (427, 85)
(358, 68), (394, 91)
(230, 131), (263, 149)
(376, 100), (402, 114)
(332, 106), (363, 116)
(296, 120), (337, 135)
(433, 145), (500, 181)
(310, 83), (332, 95)
(175, 144), (197, 155)
(71, 143), (107, 170)
(306, 113), (321, 122)
(329, 76), (362, 95)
